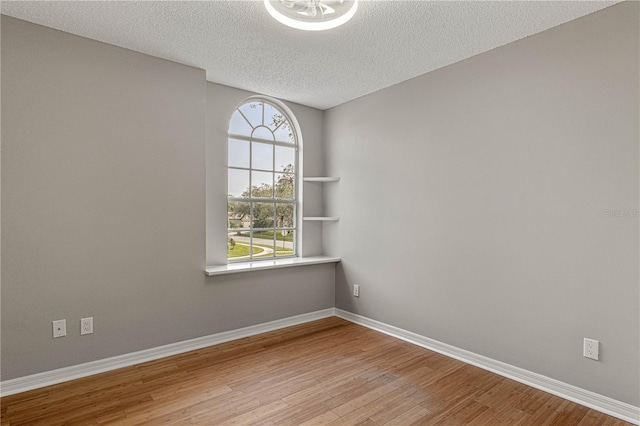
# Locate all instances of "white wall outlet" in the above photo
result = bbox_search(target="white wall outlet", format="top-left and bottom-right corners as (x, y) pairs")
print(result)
(583, 338), (599, 360)
(52, 319), (66, 338)
(81, 317), (93, 335)
(353, 284), (360, 297)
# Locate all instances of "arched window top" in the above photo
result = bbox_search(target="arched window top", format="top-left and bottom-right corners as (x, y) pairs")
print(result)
(229, 100), (297, 145)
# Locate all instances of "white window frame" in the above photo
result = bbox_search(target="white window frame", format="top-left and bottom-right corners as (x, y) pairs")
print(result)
(227, 96), (301, 263)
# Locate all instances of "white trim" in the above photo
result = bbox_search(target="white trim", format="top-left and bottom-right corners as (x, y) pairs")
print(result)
(0, 308), (336, 397)
(334, 309), (640, 425)
(303, 177), (340, 182)
(227, 95), (301, 261)
(228, 133), (296, 149)
(4, 308), (638, 425)
(205, 256), (340, 276)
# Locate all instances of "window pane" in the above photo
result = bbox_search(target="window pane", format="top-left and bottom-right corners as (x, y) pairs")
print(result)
(252, 202), (274, 229)
(252, 126), (274, 141)
(251, 171), (273, 198)
(239, 102), (262, 127)
(228, 169), (249, 198)
(228, 139), (249, 168)
(252, 142), (273, 171)
(274, 121), (294, 143)
(253, 232), (275, 259)
(252, 229), (274, 249)
(275, 230), (294, 257)
(228, 230), (255, 260)
(275, 173), (294, 199)
(276, 202), (294, 228)
(264, 103), (283, 131)
(275, 146), (295, 173)
(227, 202), (250, 230)
(229, 111), (253, 136)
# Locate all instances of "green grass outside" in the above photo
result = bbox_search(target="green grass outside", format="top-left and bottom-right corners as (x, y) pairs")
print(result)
(252, 242), (294, 258)
(228, 243), (263, 258)
(255, 250), (294, 258)
(228, 240), (293, 259)
(240, 231), (293, 242)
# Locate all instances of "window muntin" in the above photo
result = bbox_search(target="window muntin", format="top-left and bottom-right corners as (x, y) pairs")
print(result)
(227, 100), (297, 261)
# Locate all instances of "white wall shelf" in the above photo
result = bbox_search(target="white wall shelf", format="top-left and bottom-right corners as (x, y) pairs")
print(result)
(303, 176), (339, 256)
(303, 177), (340, 182)
(303, 176), (339, 222)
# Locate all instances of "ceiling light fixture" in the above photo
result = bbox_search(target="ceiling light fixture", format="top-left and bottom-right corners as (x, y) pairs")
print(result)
(264, 0), (358, 31)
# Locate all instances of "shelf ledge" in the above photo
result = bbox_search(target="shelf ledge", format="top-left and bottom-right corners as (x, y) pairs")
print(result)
(303, 177), (340, 182)
(205, 256), (341, 276)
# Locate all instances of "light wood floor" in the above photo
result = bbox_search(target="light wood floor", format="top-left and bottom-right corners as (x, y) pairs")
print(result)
(0, 317), (633, 425)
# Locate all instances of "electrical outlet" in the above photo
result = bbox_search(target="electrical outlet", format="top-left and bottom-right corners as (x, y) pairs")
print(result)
(353, 284), (360, 297)
(583, 338), (599, 360)
(53, 319), (66, 338)
(81, 317), (93, 335)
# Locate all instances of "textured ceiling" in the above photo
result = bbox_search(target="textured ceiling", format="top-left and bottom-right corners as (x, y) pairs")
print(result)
(1, 1), (620, 110)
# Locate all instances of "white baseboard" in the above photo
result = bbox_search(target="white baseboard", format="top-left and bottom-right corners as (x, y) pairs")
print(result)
(0, 308), (335, 397)
(334, 309), (640, 425)
(3, 307), (638, 425)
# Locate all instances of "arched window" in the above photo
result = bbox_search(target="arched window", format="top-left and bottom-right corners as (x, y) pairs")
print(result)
(227, 98), (298, 261)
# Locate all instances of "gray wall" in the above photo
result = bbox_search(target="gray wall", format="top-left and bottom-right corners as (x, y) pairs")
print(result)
(1, 16), (334, 381)
(2, 3), (638, 407)
(324, 2), (639, 406)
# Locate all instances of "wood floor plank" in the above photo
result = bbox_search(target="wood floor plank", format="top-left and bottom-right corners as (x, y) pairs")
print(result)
(1, 317), (634, 426)
(367, 387), (427, 425)
(218, 399), (289, 425)
(298, 410), (340, 425)
(331, 379), (402, 417)
(383, 403), (431, 425)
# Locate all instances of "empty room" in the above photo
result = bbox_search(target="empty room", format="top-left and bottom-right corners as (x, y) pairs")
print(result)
(1, 1), (638, 425)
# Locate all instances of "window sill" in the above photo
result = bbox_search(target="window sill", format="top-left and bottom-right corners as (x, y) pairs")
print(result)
(205, 256), (341, 276)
